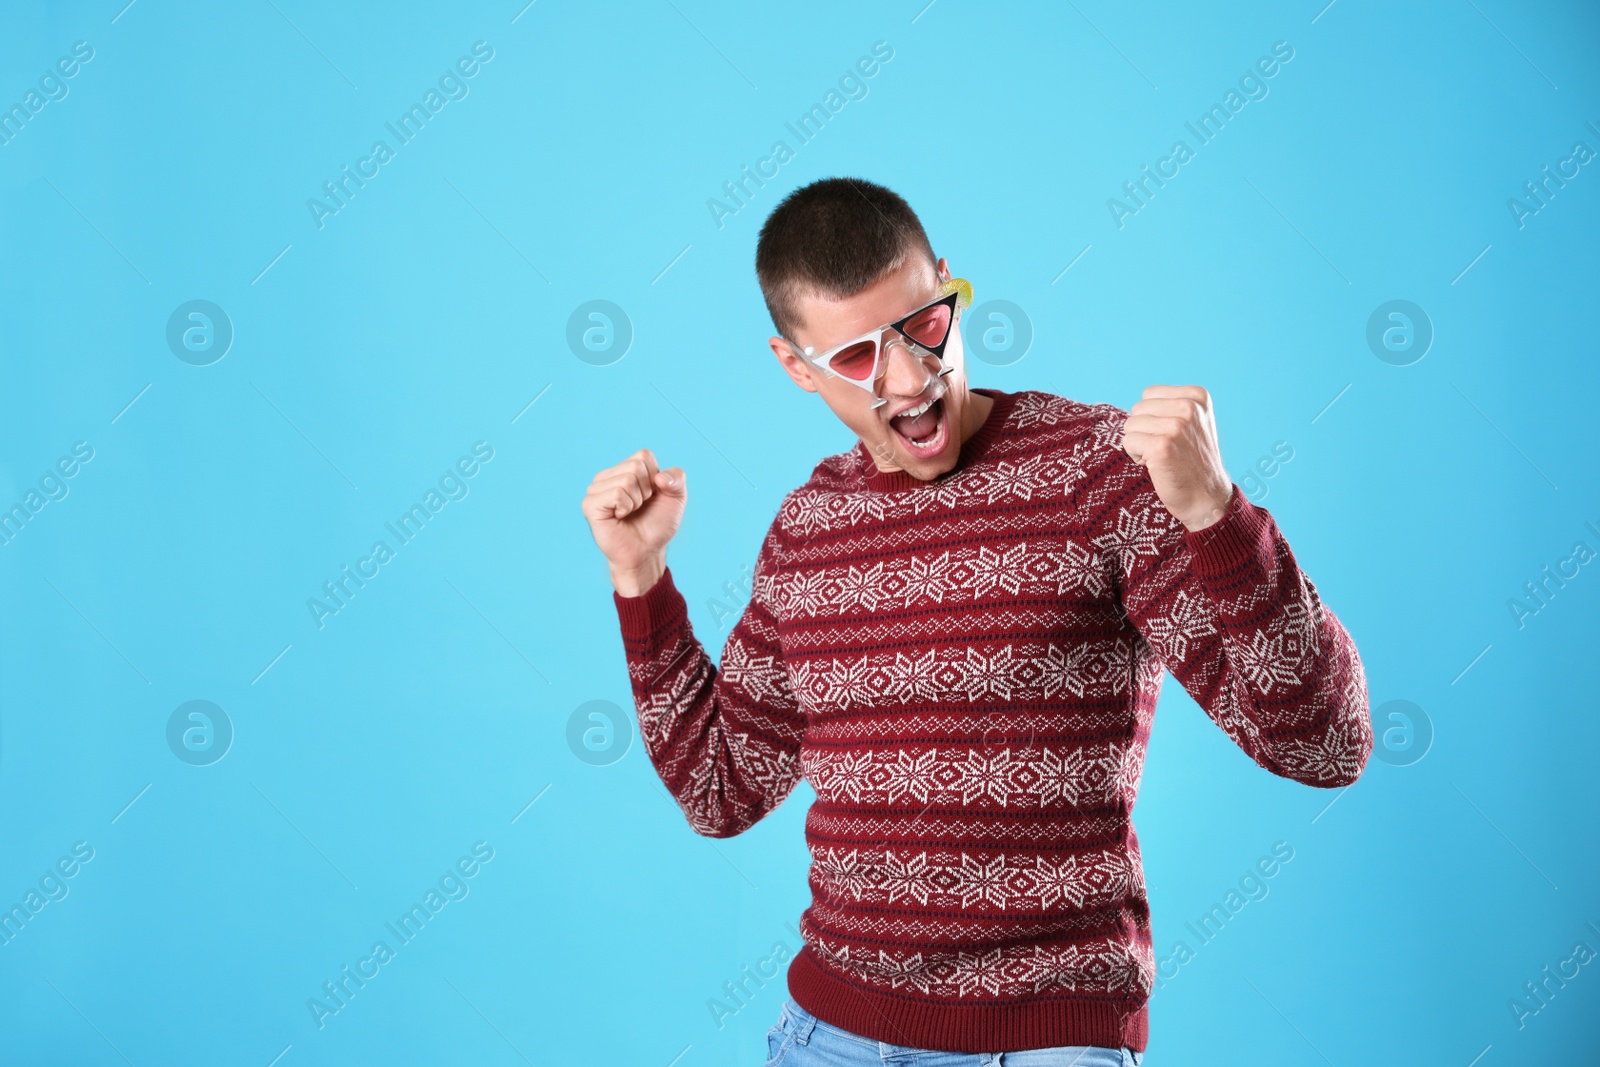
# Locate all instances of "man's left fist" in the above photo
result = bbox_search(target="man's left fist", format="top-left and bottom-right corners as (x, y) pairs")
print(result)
(1120, 384), (1235, 532)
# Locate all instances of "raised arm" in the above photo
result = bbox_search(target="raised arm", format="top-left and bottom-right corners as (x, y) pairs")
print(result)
(1098, 400), (1373, 788)
(583, 450), (804, 837)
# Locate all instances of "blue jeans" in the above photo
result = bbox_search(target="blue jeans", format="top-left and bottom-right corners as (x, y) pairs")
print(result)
(765, 996), (1146, 1066)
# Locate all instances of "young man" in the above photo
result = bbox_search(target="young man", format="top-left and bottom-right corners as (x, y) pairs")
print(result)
(580, 178), (1372, 1064)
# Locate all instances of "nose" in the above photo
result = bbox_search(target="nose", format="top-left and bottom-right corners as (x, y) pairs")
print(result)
(876, 333), (939, 401)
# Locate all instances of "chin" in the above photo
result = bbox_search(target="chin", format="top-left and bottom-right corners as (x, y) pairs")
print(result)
(913, 446), (958, 478)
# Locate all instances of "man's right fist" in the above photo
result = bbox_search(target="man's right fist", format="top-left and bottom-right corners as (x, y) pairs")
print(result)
(581, 448), (686, 597)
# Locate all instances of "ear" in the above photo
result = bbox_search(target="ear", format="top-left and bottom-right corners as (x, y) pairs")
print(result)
(936, 256), (951, 283)
(769, 337), (820, 394)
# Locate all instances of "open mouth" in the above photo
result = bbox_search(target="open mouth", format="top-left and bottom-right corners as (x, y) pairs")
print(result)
(888, 393), (949, 458)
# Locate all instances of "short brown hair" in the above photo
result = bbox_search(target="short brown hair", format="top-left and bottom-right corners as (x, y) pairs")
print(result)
(755, 177), (937, 341)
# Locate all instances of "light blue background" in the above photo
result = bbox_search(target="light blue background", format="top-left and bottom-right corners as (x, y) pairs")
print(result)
(2, 1), (1597, 1063)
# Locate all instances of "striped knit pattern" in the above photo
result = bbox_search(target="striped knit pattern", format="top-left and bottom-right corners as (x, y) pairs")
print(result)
(613, 387), (1372, 1053)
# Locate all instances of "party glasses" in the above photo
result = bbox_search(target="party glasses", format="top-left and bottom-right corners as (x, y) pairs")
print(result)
(787, 277), (973, 409)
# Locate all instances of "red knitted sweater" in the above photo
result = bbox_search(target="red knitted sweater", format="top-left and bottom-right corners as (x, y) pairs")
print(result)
(613, 387), (1372, 1053)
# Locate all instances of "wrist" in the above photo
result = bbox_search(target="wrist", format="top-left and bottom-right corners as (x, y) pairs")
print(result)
(610, 557), (666, 598)
(1180, 484), (1236, 532)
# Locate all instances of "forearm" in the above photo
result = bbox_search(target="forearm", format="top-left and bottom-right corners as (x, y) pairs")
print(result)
(614, 565), (803, 835)
(615, 566), (721, 802)
(1201, 593), (1372, 786)
(1183, 498), (1373, 785)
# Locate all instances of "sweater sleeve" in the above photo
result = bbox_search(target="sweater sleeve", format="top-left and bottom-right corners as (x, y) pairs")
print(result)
(612, 523), (806, 837)
(1097, 424), (1373, 788)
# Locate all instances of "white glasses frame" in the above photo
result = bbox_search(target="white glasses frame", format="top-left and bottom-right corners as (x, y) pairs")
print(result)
(783, 277), (974, 409)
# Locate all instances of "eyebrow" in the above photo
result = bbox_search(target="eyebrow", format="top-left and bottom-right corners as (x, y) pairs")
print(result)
(800, 288), (945, 353)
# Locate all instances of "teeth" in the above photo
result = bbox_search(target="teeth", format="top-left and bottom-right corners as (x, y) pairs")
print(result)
(896, 396), (936, 420)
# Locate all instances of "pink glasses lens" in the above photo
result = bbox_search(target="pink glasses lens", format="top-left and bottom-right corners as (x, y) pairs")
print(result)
(829, 340), (879, 381)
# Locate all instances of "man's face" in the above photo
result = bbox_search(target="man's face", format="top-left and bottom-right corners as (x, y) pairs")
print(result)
(769, 255), (972, 481)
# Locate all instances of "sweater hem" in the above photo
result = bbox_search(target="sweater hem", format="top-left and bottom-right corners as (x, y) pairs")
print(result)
(787, 947), (1149, 1054)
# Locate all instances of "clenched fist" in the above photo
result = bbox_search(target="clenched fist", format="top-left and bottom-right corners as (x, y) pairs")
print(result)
(581, 448), (686, 596)
(1120, 385), (1234, 533)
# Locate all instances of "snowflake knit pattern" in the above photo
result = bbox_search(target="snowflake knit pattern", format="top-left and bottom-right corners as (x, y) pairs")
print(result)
(613, 387), (1373, 1053)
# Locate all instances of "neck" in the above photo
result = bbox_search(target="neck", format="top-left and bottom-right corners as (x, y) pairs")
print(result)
(961, 391), (995, 445)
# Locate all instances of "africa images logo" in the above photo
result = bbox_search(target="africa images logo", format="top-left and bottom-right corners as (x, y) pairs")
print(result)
(1106, 40), (1295, 229)
(305, 41), (495, 230)
(306, 442), (494, 630)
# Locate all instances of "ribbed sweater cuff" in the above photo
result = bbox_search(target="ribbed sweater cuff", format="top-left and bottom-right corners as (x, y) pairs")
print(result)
(612, 565), (687, 646)
(1182, 482), (1273, 579)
